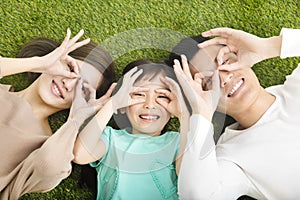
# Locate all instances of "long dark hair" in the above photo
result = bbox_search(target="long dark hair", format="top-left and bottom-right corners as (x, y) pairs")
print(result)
(18, 38), (115, 98)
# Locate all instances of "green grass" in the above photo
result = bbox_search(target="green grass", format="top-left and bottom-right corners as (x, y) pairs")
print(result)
(1, 0), (300, 199)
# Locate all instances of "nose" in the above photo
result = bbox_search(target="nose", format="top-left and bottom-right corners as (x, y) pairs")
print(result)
(143, 94), (156, 109)
(219, 71), (233, 88)
(62, 78), (77, 92)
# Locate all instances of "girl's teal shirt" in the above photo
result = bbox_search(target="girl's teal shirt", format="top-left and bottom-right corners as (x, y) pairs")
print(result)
(90, 126), (180, 200)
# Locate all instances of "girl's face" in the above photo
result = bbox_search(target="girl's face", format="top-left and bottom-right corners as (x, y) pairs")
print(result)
(189, 45), (261, 115)
(37, 59), (103, 110)
(125, 74), (171, 136)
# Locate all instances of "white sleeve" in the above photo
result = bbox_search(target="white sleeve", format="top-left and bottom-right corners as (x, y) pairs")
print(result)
(178, 115), (252, 200)
(280, 28), (300, 58)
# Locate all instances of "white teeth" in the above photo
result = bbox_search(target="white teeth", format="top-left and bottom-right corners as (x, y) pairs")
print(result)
(140, 115), (159, 120)
(229, 79), (243, 96)
(53, 83), (62, 97)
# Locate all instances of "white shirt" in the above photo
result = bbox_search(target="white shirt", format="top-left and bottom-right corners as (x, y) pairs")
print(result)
(178, 28), (300, 200)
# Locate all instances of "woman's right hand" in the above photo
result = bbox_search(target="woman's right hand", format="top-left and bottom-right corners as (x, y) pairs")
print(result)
(34, 29), (90, 78)
(69, 79), (116, 128)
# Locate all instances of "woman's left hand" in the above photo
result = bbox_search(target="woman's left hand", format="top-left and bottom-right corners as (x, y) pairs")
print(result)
(34, 29), (90, 78)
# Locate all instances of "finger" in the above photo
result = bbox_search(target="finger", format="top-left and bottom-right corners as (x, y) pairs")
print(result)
(197, 37), (228, 48)
(68, 29), (84, 47)
(194, 73), (203, 86)
(103, 83), (117, 98)
(155, 88), (174, 99)
(156, 98), (169, 109)
(215, 46), (231, 65)
(129, 98), (146, 106)
(218, 62), (240, 71)
(60, 28), (71, 50)
(67, 38), (91, 53)
(211, 70), (221, 98)
(201, 27), (233, 38)
(160, 77), (181, 95)
(131, 87), (150, 93)
(129, 68), (143, 84)
(65, 55), (80, 77)
(181, 54), (193, 81)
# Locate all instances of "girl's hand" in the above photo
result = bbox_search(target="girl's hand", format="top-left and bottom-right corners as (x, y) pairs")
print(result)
(156, 77), (189, 120)
(112, 67), (147, 113)
(69, 79), (116, 127)
(34, 29), (90, 78)
(174, 55), (220, 121)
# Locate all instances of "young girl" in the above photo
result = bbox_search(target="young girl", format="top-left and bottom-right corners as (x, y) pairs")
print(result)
(73, 61), (190, 200)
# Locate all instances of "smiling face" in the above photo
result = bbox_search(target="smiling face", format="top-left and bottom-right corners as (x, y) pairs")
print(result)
(189, 45), (261, 115)
(125, 73), (171, 136)
(37, 59), (103, 110)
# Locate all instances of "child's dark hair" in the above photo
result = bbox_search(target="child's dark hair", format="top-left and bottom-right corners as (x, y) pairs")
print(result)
(112, 59), (191, 134)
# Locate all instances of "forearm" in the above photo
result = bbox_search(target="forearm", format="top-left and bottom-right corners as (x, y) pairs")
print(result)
(262, 35), (282, 60)
(0, 56), (44, 77)
(73, 99), (113, 164)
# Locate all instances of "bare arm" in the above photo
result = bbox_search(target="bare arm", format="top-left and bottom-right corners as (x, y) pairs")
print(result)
(0, 29), (89, 78)
(73, 67), (144, 164)
(73, 99), (114, 164)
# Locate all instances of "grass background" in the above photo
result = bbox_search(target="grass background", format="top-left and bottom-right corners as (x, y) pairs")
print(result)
(1, 0), (299, 199)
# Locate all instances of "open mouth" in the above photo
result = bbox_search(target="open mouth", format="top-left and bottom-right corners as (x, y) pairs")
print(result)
(52, 80), (64, 99)
(228, 78), (244, 97)
(139, 114), (160, 121)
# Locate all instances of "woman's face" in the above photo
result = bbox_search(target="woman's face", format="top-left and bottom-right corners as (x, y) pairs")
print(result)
(189, 45), (261, 115)
(125, 73), (171, 136)
(38, 59), (103, 110)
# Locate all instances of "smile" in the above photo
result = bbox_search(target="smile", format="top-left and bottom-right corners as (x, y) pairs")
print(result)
(52, 80), (64, 99)
(139, 114), (160, 121)
(228, 78), (244, 97)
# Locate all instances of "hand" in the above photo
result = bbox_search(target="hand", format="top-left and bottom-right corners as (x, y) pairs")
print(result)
(173, 55), (220, 121)
(198, 27), (280, 71)
(34, 29), (90, 78)
(69, 79), (116, 127)
(156, 77), (189, 120)
(112, 67), (147, 113)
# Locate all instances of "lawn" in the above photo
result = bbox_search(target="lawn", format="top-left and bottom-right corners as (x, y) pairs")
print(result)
(1, 0), (300, 199)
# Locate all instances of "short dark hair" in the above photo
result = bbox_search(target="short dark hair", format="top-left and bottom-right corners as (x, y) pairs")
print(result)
(166, 35), (208, 67)
(18, 38), (115, 98)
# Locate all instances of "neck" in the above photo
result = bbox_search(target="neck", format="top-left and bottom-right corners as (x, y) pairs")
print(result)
(230, 88), (275, 129)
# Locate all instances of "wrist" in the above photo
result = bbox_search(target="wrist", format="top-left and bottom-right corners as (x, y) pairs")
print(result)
(262, 36), (282, 60)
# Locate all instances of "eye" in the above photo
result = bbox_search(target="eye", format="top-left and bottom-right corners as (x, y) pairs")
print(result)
(157, 94), (170, 102)
(131, 92), (145, 98)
